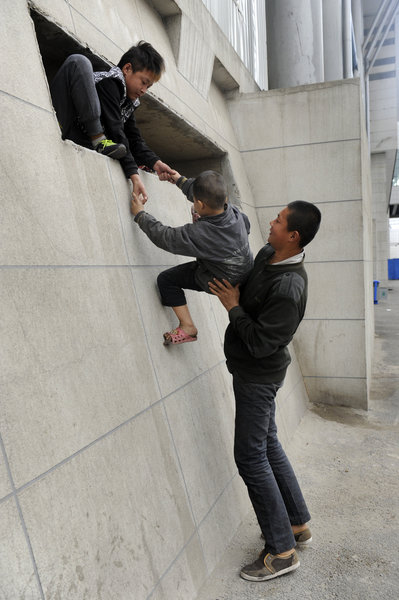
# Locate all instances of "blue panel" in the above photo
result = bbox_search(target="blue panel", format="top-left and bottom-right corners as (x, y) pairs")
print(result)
(388, 258), (399, 279)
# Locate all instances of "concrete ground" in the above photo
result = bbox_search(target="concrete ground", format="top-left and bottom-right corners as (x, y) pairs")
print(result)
(197, 280), (399, 600)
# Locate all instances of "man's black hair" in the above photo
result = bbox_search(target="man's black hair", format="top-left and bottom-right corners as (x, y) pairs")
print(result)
(286, 201), (321, 247)
(193, 171), (227, 210)
(118, 40), (165, 79)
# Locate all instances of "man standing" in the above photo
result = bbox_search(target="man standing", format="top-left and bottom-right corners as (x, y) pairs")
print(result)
(209, 201), (321, 582)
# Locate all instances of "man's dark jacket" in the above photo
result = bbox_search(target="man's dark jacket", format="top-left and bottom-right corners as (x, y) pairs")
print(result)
(225, 244), (308, 383)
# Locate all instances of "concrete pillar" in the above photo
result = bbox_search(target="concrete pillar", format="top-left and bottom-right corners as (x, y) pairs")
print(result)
(351, 0), (364, 78)
(311, 0), (325, 81)
(323, 0), (344, 81)
(266, 0), (323, 88)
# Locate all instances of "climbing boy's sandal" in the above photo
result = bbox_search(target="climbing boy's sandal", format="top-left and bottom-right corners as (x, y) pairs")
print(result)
(96, 139), (127, 159)
(163, 327), (198, 345)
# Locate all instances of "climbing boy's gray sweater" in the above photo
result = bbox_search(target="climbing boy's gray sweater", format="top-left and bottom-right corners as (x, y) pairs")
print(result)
(134, 177), (253, 291)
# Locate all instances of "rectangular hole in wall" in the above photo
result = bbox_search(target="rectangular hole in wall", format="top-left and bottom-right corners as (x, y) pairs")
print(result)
(30, 6), (241, 204)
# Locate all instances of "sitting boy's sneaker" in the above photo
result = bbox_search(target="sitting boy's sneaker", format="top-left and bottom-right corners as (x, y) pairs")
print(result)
(95, 139), (127, 159)
(240, 549), (299, 582)
(294, 527), (312, 546)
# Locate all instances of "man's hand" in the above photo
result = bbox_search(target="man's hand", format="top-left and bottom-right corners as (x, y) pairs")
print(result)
(208, 278), (240, 311)
(153, 160), (174, 182)
(130, 174), (148, 202)
(130, 192), (146, 217)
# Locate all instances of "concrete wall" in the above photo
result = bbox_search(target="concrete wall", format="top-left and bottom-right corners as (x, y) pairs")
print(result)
(227, 79), (374, 409)
(372, 153), (390, 282)
(0, 1), (310, 598)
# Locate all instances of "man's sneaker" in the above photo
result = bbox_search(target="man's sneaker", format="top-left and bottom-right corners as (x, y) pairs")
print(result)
(240, 549), (299, 582)
(95, 139), (127, 159)
(294, 527), (312, 546)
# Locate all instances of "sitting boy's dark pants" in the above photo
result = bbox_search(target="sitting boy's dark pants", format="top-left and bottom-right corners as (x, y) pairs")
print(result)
(50, 54), (102, 147)
(157, 262), (204, 306)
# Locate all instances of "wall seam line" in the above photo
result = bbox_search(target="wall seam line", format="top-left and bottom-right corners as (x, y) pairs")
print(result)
(240, 137), (361, 153)
(0, 432), (45, 599)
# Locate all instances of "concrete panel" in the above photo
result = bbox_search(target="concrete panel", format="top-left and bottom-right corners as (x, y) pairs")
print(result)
(0, 0), (50, 108)
(275, 349), (309, 446)
(0, 267), (159, 487)
(0, 96), (130, 266)
(132, 267), (225, 398)
(164, 364), (236, 525)
(243, 140), (362, 207)
(228, 82), (361, 151)
(69, 0), (141, 56)
(207, 292), (230, 347)
(0, 499), (40, 600)
(149, 535), (207, 600)
(18, 405), (195, 600)
(295, 320), (367, 378)
(198, 475), (251, 574)
(241, 202), (267, 255)
(30, 0), (75, 33)
(304, 376), (368, 409)
(257, 200), (364, 263)
(177, 15), (214, 97)
(305, 261), (366, 320)
(68, 7), (124, 65)
(114, 170), (193, 267)
(0, 455), (11, 500)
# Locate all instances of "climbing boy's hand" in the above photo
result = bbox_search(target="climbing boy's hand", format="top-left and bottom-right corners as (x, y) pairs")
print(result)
(153, 160), (175, 182)
(130, 192), (146, 216)
(130, 174), (148, 203)
(169, 170), (181, 183)
(208, 278), (240, 311)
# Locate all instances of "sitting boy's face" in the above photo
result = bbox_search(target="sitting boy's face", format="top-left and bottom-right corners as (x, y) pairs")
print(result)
(121, 64), (156, 100)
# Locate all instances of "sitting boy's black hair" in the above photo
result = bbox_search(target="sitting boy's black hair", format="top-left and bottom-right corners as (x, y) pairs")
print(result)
(118, 40), (165, 80)
(286, 200), (321, 247)
(193, 171), (227, 210)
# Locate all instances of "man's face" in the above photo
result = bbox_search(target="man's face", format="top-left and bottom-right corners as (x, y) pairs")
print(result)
(268, 207), (293, 249)
(122, 64), (156, 100)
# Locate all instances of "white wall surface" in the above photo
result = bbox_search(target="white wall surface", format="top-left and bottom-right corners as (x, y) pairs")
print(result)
(227, 78), (374, 409)
(0, 1), (310, 598)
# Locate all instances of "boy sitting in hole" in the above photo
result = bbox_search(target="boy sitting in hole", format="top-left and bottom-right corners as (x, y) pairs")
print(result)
(130, 170), (253, 345)
(51, 41), (173, 201)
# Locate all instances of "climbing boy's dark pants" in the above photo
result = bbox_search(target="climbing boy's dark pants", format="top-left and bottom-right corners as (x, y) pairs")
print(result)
(157, 262), (204, 307)
(232, 372), (311, 555)
(50, 54), (103, 148)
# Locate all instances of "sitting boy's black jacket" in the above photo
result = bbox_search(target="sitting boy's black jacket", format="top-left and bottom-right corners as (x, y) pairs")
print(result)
(225, 244), (308, 383)
(134, 176), (253, 290)
(95, 76), (160, 178)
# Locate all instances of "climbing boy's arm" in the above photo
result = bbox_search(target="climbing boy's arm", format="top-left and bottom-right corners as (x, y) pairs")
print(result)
(175, 176), (195, 203)
(130, 194), (203, 256)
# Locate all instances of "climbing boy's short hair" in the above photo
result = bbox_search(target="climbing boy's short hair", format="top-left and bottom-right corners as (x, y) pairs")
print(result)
(193, 171), (227, 210)
(286, 200), (321, 247)
(117, 41), (165, 80)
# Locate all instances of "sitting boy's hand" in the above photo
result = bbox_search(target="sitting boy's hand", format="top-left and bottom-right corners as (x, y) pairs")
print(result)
(130, 174), (148, 202)
(130, 192), (146, 217)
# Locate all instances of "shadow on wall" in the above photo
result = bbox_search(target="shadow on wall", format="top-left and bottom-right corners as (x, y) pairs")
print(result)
(30, 6), (243, 202)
